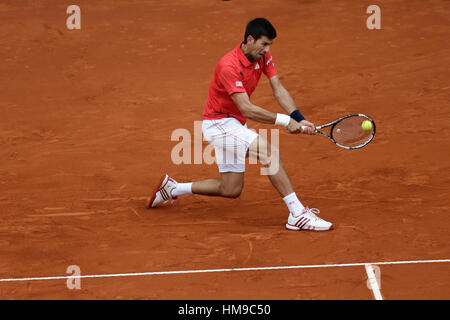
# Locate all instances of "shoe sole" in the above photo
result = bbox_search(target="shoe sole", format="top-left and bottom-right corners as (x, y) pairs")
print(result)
(286, 223), (333, 231)
(147, 174), (168, 209)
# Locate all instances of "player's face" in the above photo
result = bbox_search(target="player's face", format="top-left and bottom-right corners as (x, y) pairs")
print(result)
(247, 36), (273, 61)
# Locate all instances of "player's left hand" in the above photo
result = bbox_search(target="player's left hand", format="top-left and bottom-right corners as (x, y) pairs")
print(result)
(299, 120), (316, 135)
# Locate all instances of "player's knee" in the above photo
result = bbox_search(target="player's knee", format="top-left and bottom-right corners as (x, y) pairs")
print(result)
(260, 146), (280, 168)
(225, 186), (243, 198)
(220, 183), (243, 198)
(227, 189), (242, 198)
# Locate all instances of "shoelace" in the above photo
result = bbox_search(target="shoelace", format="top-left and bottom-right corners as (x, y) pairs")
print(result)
(302, 207), (324, 221)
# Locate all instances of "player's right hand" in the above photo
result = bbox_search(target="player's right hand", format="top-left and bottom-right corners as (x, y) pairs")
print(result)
(299, 120), (316, 135)
(286, 118), (303, 134)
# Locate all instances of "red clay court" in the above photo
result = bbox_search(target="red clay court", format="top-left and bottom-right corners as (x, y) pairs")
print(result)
(0, 0), (449, 299)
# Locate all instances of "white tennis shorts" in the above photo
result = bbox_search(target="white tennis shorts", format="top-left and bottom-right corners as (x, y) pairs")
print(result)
(202, 118), (259, 173)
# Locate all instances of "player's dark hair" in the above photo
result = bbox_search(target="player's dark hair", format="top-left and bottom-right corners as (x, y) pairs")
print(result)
(243, 18), (277, 44)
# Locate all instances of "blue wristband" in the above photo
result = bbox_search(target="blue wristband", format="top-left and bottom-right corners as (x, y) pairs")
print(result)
(290, 110), (305, 122)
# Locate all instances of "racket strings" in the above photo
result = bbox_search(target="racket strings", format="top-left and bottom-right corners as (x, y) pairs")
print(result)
(332, 116), (374, 147)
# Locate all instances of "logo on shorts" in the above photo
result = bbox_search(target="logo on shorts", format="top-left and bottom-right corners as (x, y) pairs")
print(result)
(235, 81), (243, 87)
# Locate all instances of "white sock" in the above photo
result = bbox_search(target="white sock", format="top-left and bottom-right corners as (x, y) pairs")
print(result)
(283, 192), (305, 217)
(171, 182), (193, 197)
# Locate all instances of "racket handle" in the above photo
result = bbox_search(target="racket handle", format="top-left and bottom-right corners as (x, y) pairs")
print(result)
(286, 125), (316, 133)
(301, 125), (318, 133)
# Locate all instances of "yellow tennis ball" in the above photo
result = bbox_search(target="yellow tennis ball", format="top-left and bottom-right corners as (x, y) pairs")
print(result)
(362, 120), (373, 131)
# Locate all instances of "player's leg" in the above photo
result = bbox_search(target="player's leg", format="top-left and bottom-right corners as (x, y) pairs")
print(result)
(148, 172), (243, 208)
(248, 136), (293, 197)
(190, 172), (244, 198)
(148, 118), (249, 207)
(249, 135), (332, 231)
(248, 135), (303, 213)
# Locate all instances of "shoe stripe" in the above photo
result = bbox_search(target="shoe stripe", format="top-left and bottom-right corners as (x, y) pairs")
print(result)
(299, 219), (310, 229)
(160, 188), (167, 201)
(161, 188), (170, 201)
(164, 188), (172, 200)
(159, 190), (166, 201)
(298, 220), (307, 229)
(295, 217), (305, 227)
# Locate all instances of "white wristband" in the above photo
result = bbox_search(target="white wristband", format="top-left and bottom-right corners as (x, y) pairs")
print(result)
(275, 113), (291, 127)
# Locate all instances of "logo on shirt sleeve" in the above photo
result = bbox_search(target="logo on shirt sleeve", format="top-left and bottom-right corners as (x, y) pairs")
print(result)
(235, 81), (243, 87)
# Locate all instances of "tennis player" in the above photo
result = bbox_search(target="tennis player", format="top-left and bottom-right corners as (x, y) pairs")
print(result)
(148, 18), (332, 231)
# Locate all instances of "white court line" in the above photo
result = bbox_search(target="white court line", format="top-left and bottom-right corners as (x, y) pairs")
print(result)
(0, 258), (449, 283)
(365, 264), (383, 300)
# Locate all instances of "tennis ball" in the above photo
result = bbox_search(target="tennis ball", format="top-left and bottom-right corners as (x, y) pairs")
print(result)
(362, 120), (373, 131)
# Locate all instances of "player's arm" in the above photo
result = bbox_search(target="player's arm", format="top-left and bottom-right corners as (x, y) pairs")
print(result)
(231, 92), (301, 133)
(269, 75), (297, 114)
(269, 75), (315, 134)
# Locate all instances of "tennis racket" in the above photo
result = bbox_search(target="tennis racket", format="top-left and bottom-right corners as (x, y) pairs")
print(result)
(301, 114), (376, 149)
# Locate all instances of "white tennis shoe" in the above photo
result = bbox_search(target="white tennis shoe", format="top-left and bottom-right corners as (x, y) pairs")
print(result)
(147, 174), (178, 208)
(286, 207), (332, 231)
